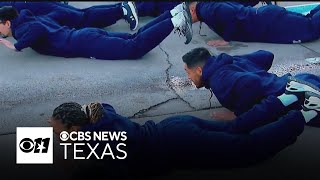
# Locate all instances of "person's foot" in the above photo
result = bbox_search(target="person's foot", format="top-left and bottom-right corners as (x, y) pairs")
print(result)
(170, 3), (184, 16)
(285, 76), (320, 103)
(122, 2), (139, 31)
(172, 10), (193, 44)
(303, 92), (320, 127)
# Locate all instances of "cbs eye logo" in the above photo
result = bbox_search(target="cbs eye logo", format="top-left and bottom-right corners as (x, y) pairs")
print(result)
(19, 138), (50, 153)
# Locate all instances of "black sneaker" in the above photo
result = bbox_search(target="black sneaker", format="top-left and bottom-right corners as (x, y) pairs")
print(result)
(182, 2), (193, 44)
(122, 2), (139, 31)
(285, 76), (320, 103)
(304, 92), (320, 127)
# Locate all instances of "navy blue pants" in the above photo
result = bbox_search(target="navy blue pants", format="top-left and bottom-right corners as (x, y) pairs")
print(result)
(136, 2), (180, 17)
(70, 11), (173, 60)
(0, 2), (124, 29)
(135, 1), (261, 17)
(197, 2), (320, 43)
(156, 95), (305, 168)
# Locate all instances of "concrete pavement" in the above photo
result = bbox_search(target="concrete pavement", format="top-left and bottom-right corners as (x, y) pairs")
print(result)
(0, 1), (320, 179)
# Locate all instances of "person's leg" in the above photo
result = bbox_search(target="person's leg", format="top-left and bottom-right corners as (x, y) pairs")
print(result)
(46, 2), (138, 30)
(168, 90), (320, 168)
(123, 10), (192, 58)
(70, 10), (191, 60)
(136, 2), (158, 17)
(107, 10), (173, 40)
(136, 2), (181, 17)
(258, 5), (320, 43)
(161, 108), (307, 168)
(76, 3), (124, 28)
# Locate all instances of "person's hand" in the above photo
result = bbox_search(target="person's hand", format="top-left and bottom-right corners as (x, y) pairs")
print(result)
(207, 39), (229, 47)
(0, 38), (16, 50)
(210, 110), (236, 121)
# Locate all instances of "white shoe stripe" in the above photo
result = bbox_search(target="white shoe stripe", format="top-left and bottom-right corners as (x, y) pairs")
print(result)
(287, 81), (320, 95)
(127, 2), (139, 30)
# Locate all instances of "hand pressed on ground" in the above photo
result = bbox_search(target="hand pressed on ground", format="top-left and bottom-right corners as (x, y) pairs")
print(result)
(0, 38), (16, 50)
(207, 39), (229, 47)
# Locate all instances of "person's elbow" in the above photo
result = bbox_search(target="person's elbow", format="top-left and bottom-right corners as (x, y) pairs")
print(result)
(13, 43), (23, 51)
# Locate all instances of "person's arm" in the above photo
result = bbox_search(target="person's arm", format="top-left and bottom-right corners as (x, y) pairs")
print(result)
(14, 22), (47, 51)
(102, 103), (117, 114)
(234, 50), (274, 71)
(204, 3), (236, 47)
(0, 38), (16, 50)
(198, 95), (287, 134)
(207, 39), (230, 47)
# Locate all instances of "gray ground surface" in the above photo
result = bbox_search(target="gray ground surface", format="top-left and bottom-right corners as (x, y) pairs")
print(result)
(0, 1), (320, 180)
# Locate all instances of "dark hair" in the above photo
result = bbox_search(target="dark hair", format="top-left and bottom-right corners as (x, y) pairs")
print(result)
(52, 102), (104, 128)
(182, 47), (212, 68)
(0, 6), (18, 23)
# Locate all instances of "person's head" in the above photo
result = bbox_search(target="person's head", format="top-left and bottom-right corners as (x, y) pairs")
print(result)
(183, 47), (211, 88)
(48, 102), (104, 138)
(0, 6), (18, 38)
(188, 2), (199, 23)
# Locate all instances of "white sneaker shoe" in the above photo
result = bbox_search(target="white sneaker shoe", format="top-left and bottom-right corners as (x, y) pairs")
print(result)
(285, 76), (320, 102)
(303, 92), (320, 127)
(171, 10), (193, 44)
(170, 3), (184, 16)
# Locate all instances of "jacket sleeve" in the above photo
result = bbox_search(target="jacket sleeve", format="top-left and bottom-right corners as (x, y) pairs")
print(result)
(102, 103), (117, 114)
(14, 22), (48, 51)
(235, 50), (274, 71)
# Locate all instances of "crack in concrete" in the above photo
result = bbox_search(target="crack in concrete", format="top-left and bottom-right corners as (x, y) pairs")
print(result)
(128, 97), (179, 118)
(129, 45), (197, 118)
(0, 132), (16, 136)
(159, 45), (197, 110)
(299, 44), (320, 55)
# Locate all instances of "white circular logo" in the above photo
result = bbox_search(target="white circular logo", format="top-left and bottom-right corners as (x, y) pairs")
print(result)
(60, 131), (69, 141)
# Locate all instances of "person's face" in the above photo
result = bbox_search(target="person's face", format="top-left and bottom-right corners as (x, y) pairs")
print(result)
(48, 117), (69, 137)
(48, 117), (81, 143)
(184, 64), (204, 88)
(0, 20), (11, 38)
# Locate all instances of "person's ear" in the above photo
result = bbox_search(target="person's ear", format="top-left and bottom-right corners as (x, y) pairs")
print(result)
(190, 5), (196, 15)
(196, 66), (203, 76)
(5, 20), (11, 28)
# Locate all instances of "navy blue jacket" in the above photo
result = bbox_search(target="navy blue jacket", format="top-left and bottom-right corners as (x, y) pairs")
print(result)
(80, 103), (164, 177)
(201, 50), (291, 116)
(11, 9), (82, 57)
(196, 2), (261, 42)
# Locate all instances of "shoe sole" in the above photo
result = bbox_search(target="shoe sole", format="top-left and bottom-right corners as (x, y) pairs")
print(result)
(128, 2), (139, 31)
(304, 92), (320, 112)
(286, 76), (320, 96)
(182, 2), (193, 44)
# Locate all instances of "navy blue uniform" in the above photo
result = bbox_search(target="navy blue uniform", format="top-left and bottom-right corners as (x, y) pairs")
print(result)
(136, 1), (260, 17)
(196, 2), (320, 43)
(79, 97), (305, 178)
(201, 50), (320, 116)
(136, 2), (180, 17)
(0, 2), (124, 28)
(11, 10), (174, 60)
